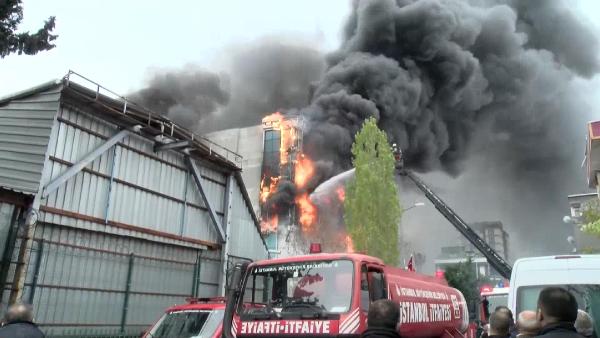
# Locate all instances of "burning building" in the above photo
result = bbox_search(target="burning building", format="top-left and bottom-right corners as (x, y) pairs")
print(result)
(207, 113), (352, 256)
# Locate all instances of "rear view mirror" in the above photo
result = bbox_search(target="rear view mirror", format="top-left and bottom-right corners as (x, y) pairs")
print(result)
(227, 262), (249, 294)
(223, 261), (250, 338)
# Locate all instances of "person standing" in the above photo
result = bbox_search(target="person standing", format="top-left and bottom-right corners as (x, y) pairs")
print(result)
(361, 299), (401, 338)
(0, 303), (45, 338)
(535, 287), (584, 338)
(489, 311), (512, 338)
(574, 310), (596, 338)
(517, 311), (541, 338)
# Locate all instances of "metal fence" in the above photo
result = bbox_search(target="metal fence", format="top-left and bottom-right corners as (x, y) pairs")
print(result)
(0, 229), (210, 337)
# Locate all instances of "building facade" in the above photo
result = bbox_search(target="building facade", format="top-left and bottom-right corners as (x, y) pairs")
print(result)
(0, 72), (268, 335)
(206, 114), (306, 257)
(586, 120), (600, 195)
(434, 221), (509, 286)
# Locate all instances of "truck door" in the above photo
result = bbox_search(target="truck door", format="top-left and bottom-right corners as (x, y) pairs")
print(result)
(360, 264), (387, 313)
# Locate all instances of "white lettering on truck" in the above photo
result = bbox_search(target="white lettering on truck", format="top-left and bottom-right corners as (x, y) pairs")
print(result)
(240, 321), (331, 335)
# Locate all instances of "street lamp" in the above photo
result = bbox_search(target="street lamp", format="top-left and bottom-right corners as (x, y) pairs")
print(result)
(403, 202), (425, 212)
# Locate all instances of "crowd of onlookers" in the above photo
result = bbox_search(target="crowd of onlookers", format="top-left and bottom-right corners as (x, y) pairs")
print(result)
(361, 286), (596, 338)
(481, 287), (596, 338)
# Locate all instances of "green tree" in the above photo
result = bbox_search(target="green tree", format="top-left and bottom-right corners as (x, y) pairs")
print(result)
(344, 118), (402, 265)
(443, 258), (479, 314)
(581, 199), (600, 237)
(1, 0), (57, 58)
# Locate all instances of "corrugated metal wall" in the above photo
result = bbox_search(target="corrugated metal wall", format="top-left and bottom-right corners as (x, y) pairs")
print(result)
(0, 85), (60, 194)
(0, 83), (268, 336)
(41, 104), (224, 247)
(228, 179), (268, 261)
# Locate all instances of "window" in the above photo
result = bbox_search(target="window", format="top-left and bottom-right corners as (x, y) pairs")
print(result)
(240, 260), (354, 316)
(148, 310), (216, 338)
(517, 284), (600, 328)
(262, 130), (281, 178)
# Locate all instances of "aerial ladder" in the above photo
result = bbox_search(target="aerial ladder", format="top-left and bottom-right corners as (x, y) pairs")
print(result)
(392, 144), (512, 279)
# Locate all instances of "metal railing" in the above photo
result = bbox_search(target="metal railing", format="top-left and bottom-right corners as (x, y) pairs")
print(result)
(63, 70), (243, 168)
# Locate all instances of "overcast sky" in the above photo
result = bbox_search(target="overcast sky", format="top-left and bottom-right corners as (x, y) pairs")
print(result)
(1, 0), (600, 99)
(0, 0), (350, 96)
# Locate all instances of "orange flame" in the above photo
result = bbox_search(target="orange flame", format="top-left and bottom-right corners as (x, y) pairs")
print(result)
(336, 187), (345, 202)
(260, 215), (279, 233)
(296, 193), (317, 232)
(260, 176), (279, 204)
(294, 154), (315, 189)
(262, 112), (297, 165)
(345, 235), (355, 253)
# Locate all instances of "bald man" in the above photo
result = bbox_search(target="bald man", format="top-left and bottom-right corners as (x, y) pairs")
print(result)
(517, 311), (541, 338)
(0, 303), (45, 338)
(574, 310), (596, 338)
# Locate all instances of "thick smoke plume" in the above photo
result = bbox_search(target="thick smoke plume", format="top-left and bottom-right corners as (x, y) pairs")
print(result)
(132, 39), (325, 134)
(300, 0), (599, 184)
(131, 66), (230, 131)
(296, 0), (599, 260)
(132, 0), (599, 262)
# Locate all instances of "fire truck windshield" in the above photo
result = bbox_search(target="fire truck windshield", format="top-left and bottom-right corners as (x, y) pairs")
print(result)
(238, 260), (354, 317)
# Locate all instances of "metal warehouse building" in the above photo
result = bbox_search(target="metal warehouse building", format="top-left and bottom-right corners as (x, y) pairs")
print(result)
(0, 72), (268, 335)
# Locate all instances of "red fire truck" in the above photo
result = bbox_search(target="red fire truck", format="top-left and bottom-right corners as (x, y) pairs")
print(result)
(222, 251), (471, 338)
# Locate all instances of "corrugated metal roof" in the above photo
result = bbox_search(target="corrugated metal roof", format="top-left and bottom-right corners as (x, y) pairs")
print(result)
(0, 84), (61, 194)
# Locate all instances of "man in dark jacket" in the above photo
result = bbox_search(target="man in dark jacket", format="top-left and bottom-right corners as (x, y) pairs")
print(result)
(496, 306), (518, 338)
(361, 299), (401, 338)
(535, 287), (584, 338)
(0, 303), (45, 338)
(489, 311), (512, 338)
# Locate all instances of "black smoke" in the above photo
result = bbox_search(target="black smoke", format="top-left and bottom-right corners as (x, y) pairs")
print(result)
(296, 0), (598, 260)
(132, 39), (325, 134)
(131, 66), (230, 131)
(300, 0), (598, 182)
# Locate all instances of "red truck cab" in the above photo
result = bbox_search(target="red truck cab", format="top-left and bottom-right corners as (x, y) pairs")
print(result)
(223, 252), (470, 338)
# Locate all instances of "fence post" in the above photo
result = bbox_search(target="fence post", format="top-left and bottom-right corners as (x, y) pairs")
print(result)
(121, 253), (134, 333)
(28, 240), (44, 304)
(192, 251), (202, 297)
(0, 207), (21, 306)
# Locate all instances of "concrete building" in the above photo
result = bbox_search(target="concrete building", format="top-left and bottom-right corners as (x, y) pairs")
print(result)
(434, 221), (509, 285)
(0, 72), (268, 335)
(205, 125), (264, 214)
(434, 246), (491, 279)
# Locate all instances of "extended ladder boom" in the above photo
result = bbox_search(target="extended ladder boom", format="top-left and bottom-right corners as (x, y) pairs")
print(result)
(401, 170), (512, 279)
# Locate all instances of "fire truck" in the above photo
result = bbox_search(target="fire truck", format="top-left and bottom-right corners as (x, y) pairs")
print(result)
(222, 249), (471, 338)
(479, 286), (509, 324)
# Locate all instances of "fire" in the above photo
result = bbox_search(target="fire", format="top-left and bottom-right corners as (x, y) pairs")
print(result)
(260, 176), (279, 203)
(345, 235), (355, 253)
(336, 187), (345, 202)
(295, 193), (317, 232)
(261, 215), (278, 233)
(294, 154), (314, 189)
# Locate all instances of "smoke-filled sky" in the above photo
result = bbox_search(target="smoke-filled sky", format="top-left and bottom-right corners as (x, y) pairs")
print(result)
(3, 0), (600, 271)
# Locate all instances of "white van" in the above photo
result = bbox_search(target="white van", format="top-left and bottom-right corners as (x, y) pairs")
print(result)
(508, 255), (600, 331)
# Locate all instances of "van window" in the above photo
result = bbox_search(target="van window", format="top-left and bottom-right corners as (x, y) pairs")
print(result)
(517, 284), (600, 332)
